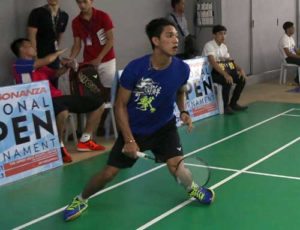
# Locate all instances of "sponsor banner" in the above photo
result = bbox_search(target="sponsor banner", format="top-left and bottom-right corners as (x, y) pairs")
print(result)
(175, 57), (219, 124)
(0, 81), (62, 186)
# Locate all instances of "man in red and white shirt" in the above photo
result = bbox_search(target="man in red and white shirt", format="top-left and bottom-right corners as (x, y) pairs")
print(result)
(68, 0), (116, 100)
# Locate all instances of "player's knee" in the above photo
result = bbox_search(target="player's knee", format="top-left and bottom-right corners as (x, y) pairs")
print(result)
(88, 98), (105, 113)
(102, 166), (119, 182)
(166, 156), (182, 175)
(167, 165), (177, 176)
(56, 110), (69, 121)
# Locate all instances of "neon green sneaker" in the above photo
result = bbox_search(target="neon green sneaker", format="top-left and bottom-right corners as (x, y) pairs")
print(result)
(188, 182), (215, 204)
(63, 196), (88, 221)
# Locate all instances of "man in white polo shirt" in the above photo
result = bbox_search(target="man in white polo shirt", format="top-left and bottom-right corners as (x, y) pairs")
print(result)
(279, 21), (300, 84)
(202, 25), (247, 115)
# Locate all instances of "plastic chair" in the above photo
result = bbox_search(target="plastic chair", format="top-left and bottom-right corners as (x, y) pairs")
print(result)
(64, 113), (78, 144)
(213, 83), (224, 114)
(213, 83), (236, 115)
(279, 60), (300, 84)
(278, 47), (300, 84)
(104, 72), (119, 139)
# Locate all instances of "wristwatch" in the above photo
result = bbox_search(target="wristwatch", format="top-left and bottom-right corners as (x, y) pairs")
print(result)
(180, 110), (190, 116)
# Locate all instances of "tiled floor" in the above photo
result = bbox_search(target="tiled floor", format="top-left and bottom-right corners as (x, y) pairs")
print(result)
(64, 136), (114, 164)
(240, 78), (299, 105)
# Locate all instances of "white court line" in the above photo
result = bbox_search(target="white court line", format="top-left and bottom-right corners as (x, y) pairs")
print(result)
(13, 108), (294, 230)
(282, 114), (300, 117)
(13, 165), (166, 230)
(137, 137), (300, 230)
(186, 163), (300, 181)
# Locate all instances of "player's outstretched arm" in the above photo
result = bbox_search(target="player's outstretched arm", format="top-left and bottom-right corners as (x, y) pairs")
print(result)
(115, 86), (140, 158)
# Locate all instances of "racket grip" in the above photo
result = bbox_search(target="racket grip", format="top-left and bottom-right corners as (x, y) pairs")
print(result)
(136, 151), (146, 158)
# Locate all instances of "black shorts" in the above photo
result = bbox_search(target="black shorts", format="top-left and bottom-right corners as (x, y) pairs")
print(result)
(52, 95), (103, 116)
(107, 118), (183, 168)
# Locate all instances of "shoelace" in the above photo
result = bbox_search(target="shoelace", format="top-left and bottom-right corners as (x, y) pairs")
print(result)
(190, 188), (205, 200)
(67, 198), (84, 210)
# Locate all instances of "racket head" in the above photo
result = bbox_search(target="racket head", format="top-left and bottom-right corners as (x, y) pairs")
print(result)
(176, 156), (211, 187)
(77, 64), (104, 98)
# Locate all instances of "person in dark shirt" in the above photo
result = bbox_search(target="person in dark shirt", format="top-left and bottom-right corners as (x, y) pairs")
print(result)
(27, 0), (68, 78)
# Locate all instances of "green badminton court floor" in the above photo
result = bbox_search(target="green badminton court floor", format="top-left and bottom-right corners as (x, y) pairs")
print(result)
(1, 101), (300, 230)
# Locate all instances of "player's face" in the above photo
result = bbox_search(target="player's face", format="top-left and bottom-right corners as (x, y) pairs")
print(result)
(214, 31), (226, 45)
(47, 0), (59, 6)
(21, 41), (37, 58)
(155, 26), (179, 56)
(76, 0), (93, 13)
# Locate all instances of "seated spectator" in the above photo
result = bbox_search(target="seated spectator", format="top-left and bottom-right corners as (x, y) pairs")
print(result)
(10, 38), (106, 163)
(278, 21), (300, 84)
(202, 25), (247, 115)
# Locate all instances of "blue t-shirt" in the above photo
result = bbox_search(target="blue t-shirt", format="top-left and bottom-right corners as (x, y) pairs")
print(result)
(120, 54), (190, 136)
(12, 58), (62, 97)
(13, 59), (35, 83)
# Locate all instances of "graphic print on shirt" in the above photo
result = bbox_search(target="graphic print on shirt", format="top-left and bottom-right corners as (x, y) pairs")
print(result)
(133, 78), (162, 113)
(97, 29), (107, 45)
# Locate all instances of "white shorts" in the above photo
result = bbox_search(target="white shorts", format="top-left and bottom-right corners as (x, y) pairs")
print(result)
(97, 58), (116, 88)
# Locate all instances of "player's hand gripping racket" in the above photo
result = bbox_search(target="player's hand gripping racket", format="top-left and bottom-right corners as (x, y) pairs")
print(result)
(136, 151), (211, 187)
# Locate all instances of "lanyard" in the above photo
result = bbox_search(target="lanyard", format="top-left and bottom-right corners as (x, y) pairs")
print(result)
(170, 13), (185, 37)
(51, 14), (60, 38)
(83, 21), (93, 36)
(80, 10), (95, 37)
(81, 17), (94, 38)
(44, 5), (60, 39)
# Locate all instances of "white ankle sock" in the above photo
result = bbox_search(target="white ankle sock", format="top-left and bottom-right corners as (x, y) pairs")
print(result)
(80, 133), (91, 143)
(78, 194), (87, 202)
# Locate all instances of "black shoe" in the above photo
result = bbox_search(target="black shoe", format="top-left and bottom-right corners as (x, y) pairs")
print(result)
(224, 106), (235, 115)
(230, 104), (248, 111)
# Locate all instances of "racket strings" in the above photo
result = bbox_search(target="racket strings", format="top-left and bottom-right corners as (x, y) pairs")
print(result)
(176, 157), (210, 188)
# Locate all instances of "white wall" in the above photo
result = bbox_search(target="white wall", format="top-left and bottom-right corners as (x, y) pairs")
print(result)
(197, 0), (298, 75)
(252, 0), (297, 74)
(222, 0), (251, 74)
